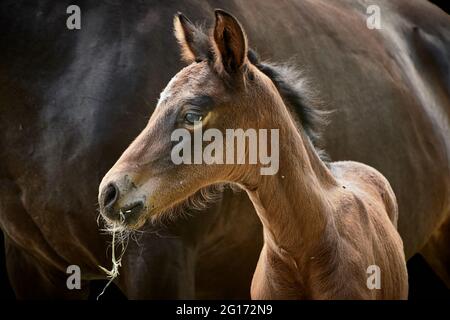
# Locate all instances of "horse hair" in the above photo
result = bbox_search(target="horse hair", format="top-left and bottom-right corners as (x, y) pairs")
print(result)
(246, 49), (329, 161)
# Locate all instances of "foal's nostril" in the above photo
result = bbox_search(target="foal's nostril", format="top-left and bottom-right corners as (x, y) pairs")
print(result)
(103, 183), (119, 209)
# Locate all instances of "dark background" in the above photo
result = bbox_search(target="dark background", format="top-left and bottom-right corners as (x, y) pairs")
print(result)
(0, 0), (449, 300)
(430, 0), (449, 14)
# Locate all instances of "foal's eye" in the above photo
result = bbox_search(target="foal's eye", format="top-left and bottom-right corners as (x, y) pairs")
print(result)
(184, 112), (203, 125)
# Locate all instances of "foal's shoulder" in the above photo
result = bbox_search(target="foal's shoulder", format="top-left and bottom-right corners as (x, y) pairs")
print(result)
(329, 161), (398, 226)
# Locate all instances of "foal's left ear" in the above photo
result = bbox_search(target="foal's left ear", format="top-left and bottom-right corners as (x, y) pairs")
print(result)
(212, 9), (248, 75)
(174, 12), (209, 63)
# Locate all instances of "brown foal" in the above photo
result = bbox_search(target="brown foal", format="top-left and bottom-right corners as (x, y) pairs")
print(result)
(98, 10), (408, 299)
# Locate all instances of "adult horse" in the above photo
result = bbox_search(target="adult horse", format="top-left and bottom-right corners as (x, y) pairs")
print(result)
(0, 0), (449, 299)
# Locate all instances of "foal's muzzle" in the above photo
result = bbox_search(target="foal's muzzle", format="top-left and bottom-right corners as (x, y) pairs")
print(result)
(98, 178), (145, 226)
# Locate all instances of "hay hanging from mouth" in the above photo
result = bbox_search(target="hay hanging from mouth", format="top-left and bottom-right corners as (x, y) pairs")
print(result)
(95, 184), (230, 299)
(96, 211), (129, 300)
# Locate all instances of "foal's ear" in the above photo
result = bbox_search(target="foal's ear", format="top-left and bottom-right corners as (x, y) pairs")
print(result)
(212, 9), (248, 75)
(173, 12), (209, 63)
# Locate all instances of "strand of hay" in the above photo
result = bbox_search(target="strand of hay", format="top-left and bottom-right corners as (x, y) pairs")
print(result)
(97, 212), (128, 300)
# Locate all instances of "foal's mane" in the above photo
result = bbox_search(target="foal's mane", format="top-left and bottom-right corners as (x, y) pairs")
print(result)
(246, 49), (327, 160)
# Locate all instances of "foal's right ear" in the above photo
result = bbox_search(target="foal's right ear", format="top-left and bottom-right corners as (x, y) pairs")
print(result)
(212, 9), (248, 76)
(173, 12), (208, 63)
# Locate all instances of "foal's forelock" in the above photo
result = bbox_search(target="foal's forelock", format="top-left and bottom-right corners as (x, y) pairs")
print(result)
(157, 62), (216, 108)
(157, 64), (199, 106)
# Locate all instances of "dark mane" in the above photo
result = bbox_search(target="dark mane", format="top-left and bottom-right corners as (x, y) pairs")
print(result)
(247, 49), (326, 156)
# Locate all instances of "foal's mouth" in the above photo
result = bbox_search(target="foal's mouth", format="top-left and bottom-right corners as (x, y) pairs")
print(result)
(101, 200), (146, 229)
(121, 201), (144, 216)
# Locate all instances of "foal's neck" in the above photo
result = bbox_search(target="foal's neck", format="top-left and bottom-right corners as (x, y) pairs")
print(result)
(243, 99), (340, 272)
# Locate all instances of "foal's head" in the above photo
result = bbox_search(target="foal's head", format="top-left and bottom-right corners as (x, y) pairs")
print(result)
(98, 10), (316, 229)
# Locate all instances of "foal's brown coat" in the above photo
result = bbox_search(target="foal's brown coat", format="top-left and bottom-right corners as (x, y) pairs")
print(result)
(100, 10), (408, 299)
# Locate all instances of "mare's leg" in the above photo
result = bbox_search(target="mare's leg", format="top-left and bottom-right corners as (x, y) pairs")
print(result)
(117, 232), (196, 299)
(420, 211), (450, 287)
(4, 237), (90, 299)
